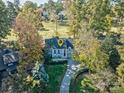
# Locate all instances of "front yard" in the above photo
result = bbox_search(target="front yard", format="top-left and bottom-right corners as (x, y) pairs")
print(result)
(45, 63), (67, 93)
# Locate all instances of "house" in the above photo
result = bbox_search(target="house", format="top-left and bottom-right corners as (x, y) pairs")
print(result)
(44, 37), (73, 62)
(0, 49), (19, 76)
(0, 48), (19, 89)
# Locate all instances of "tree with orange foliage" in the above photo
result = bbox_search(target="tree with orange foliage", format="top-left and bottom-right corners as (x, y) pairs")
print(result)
(9, 7), (46, 93)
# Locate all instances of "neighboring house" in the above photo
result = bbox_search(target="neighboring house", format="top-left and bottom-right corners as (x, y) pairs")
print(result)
(0, 49), (19, 76)
(0, 48), (19, 89)
(58, 11), (65, 21)
(44, 37), (73, 62)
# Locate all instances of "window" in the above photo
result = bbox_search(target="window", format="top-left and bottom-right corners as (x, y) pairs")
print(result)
(54, 50), (56, 54)
(58, 50), (60, 54)
(64, 49), (66, 56)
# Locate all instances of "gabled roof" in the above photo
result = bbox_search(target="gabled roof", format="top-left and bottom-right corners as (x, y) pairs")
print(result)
(0, 49), (19, 71)
(45, 37), (73, 49)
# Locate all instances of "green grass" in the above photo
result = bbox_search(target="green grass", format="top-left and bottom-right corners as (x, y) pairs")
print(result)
(70, 79), (82, 93)
(39, 22), (71, 39)
(3, 22), (71, 41)
(45, 64), (67, 93)
(3, 21), (124, 41)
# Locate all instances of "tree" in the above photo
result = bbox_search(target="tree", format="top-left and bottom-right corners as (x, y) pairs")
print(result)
(32, 62), (49, 83)
(55, 0), (63, 14)
(7, 1), (18, 26)
(47, 0), (55, 13)
(116, 63), (124, 86)
(23, 1), (37, 9)
(90, 0), (112, 35)
(14, 0), (20, 13)
(10, 8), (46, 93)
(21, 4), (43, 31)
(101, 36), (120, 70)
(87, 68), (116, 92)
(81, 77), (100, 93)
(64, 0), (84, 38)
(64, 0), (112, 37)
(0, 0), (10, 39)
(110, 87), (124, 93)
(74, 31), (109, 72)
(114, 0), (124, 25)
(14, 0), (20, 7)
(112, 0), (124, 33)
(15, 12), (44, 68)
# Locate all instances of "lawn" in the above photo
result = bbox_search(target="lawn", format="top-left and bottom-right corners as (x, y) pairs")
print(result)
(4, 22), (124, 42)
(3, 21), (71, 42)
(39, 22), (71, 39)
(45, 63), (67, 93)
(70, 77), (82, 93)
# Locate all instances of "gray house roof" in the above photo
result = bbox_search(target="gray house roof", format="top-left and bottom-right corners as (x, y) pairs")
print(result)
(45, 37), (73, 49)
(0, 49), (19, 72)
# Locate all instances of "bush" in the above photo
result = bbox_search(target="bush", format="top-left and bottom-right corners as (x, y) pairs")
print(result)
(81, 77), (100, 93)
(110, 87), (124, 93)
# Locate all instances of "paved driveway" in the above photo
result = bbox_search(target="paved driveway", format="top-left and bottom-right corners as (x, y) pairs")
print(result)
(60, 59), (80, 93)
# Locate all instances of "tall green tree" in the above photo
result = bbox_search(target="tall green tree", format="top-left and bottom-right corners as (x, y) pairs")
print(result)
(90, 0), (112, 35)
(23, 1), (37, 9)
(64, 0), (84, 38)
(55, 0), (63, 14)
(7, 1), (18, 26)
(0, 0), (10, 39)
(65, 0), (112, 37)
(112, 0), (124, 32)
(14, 0), (20, 7)
(101, 36), (120, 70)
(14, 0), (20, 13)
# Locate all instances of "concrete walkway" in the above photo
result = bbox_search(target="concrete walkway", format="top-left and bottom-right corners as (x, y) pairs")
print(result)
(60, 59), (80, 93)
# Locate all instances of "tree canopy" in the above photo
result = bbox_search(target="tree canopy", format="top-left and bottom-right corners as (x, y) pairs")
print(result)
(0, 0), (10, 39)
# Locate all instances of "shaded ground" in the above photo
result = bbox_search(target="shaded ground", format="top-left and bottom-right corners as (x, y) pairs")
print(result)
(70, 75), (83, 93)
(69, 68), (89, 93)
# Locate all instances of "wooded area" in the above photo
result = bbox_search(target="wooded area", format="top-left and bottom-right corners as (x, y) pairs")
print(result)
(0, 0), (124, 93)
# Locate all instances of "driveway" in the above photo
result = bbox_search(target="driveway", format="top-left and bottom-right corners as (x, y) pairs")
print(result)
(60, 59), (80, 93)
